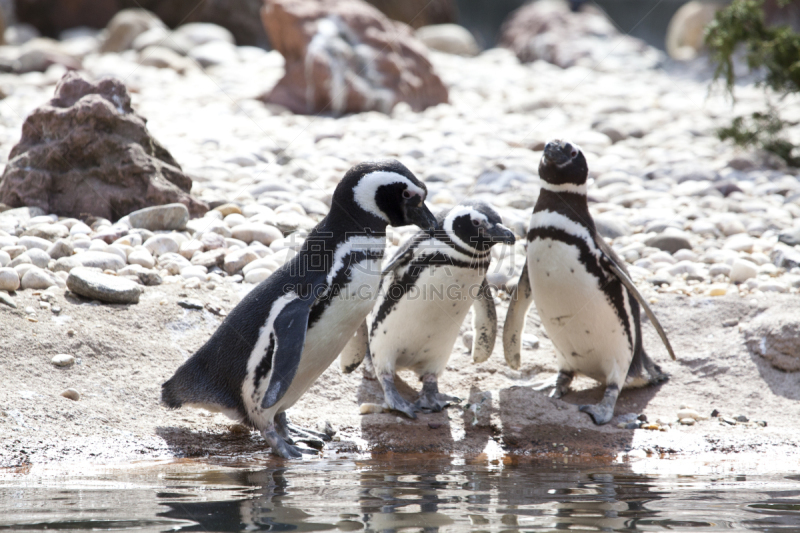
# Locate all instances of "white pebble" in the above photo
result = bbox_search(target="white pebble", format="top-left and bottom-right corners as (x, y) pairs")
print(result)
(51, 353), (75, 367)
(128, 249), (155, 269)
(244, 267), (272, 284)
(0, 267), (20, 291)
(729, 259), (758, 283)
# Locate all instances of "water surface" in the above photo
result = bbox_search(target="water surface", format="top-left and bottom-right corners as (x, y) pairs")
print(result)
(1, 454), (799, 531)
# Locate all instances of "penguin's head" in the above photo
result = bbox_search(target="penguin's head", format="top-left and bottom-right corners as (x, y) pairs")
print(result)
(336, 160), (437, 232)
(539, 139), (588, 188)
(442, 201), (516, 252)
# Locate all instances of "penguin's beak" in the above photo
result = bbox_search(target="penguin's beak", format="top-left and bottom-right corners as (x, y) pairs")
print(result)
(543, 140), (570, 166)
(487, 223), (516, 245)
(405, 200), (438, 231)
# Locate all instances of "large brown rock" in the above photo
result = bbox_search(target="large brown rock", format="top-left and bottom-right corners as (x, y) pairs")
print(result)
(260, 0), (448, 116)
(16, 0), (269, 48)
(499, 0), (662, 70)
(0, 71), (207, 221)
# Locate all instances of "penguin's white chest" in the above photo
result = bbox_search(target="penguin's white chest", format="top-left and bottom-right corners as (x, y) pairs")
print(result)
(280, 255), (385, 410)
(527, 216), (632, 385)
(370, 263), (483, 377)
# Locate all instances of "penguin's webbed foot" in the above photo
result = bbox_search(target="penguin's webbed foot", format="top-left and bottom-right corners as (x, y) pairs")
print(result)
(262, 429), (319, 459)
(288, 424), (331, 450)
(578, 384), (620, 425)
(385, 394), (420, 419)
(415, 375), (461, 413)
(415, 393), (461, 413)
(380, 373), (419, 419)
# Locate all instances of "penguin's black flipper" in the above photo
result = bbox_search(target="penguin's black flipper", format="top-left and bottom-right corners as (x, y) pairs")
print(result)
(340, 320), (369, 373)
(502, 260), (534, 370)
(261, 274), (328, 409)
(595, 237), (677, 361)
(471, 278), (497, 363)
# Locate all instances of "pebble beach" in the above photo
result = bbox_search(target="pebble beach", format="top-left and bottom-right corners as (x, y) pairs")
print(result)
(0, 19), (799, 466)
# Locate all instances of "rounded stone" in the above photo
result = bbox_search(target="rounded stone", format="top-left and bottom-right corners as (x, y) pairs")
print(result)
(128, 249), (155, 269)
(51, 353), (75, 367)
(729, 259), (759, 283)
(644, 234), (691, 254)
(66, 267), (144, 304)
(0, 250), (10, 267)
(709, 263), (732, 277)
(54, 251), (126, 272)
(213, 203), (242, 216)
(231, 223), (283, 245)
(144, 234), (181, 256)
(244, 268), (272, 284)
(21, 267), (56, 290)
(223, 248), (258, 275)
(46, 239), (74, 260)
(0, 267), (20, 291)
(8, 253), (32, 268)
(61, 388), (80, 401)
(26, 248), (51, 268)
(126, 203), (189, 231)
(19, 235), (52, 251)
(242, 257), (280, 275)
(180, 265), (208, 281)
(179, 239), (204, 259)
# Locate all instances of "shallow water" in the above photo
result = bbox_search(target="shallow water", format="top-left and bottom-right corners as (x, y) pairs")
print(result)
(1, 455), (799, 532)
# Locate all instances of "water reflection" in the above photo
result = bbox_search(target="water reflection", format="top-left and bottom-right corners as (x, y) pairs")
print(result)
(2, 457), (799, 531)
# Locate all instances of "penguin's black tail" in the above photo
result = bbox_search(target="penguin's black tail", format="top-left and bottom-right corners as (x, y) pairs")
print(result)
(161, 375), (185, 409)
(161, 357), (242, 413)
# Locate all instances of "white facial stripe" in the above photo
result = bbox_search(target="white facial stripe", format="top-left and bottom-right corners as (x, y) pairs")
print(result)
(540, 181), (587, 194)
(443, 205), (479, 250)
(352, 170), (425, 222)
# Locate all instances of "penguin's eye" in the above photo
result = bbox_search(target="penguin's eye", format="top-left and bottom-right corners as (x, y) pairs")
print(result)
(402, 189), (412, 199)
(570, 150), (578, 158)
(472, 219), (481, 227)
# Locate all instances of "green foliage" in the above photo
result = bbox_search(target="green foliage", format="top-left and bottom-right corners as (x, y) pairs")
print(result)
(705, 0), (800, 166)
(717, 107), (800, 166)
(706, 0), (800, 95)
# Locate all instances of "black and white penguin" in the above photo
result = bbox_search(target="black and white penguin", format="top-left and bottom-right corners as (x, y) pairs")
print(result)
(503, 140), (676, 425)
(340, 201), (515, 419)
(161, 160), (437, 458)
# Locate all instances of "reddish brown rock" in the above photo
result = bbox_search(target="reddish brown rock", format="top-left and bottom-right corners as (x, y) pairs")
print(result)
(16, 0), (269, 48)
(500, 0), (661, 70)
(0, 71), (207, 221)
(260, 0), (448, 115)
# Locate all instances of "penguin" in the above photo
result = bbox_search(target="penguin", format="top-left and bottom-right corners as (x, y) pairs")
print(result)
(340, 201), (516, 419)
(161, 160), (437, 458)
(503, 140), (676, 425)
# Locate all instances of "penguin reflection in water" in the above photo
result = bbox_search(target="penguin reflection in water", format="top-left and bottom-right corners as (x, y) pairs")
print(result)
(504, 140), (676, 425)
(161, 160), (437, 458)
(342, 201), (516, 419)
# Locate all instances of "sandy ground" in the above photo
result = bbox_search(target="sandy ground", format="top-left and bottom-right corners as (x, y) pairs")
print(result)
(1, 279), (798, 469)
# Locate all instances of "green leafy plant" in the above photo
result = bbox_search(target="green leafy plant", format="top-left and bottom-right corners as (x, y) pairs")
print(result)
(705, 0), (800, 166)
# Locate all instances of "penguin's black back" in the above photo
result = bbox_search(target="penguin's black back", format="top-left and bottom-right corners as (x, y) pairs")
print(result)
(161, 220), (345, 424)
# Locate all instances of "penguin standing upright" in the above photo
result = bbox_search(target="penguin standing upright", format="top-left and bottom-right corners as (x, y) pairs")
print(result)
(503, 140), (676, 425)
(161, 160), (437, 458)
(341, 201), (515, 419)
